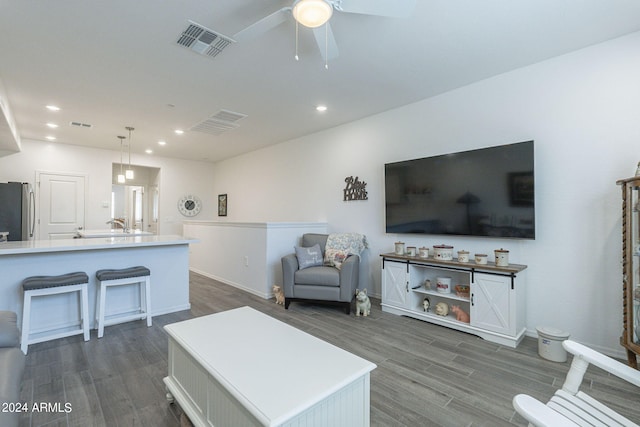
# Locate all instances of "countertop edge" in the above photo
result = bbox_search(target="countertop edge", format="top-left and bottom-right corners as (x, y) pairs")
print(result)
(0, 235), (199, 256)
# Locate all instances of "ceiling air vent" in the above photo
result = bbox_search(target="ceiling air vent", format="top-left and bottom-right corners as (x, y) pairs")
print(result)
(70, 121), (92, 128)
(190, 109), (247, 136)
(176, 21), (235, 58)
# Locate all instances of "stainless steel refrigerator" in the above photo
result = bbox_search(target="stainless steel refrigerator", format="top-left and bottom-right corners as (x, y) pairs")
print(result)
(0, 182), (35, 241)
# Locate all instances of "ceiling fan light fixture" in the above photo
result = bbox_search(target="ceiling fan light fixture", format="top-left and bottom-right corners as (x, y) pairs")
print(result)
(292, 0), (333, 28)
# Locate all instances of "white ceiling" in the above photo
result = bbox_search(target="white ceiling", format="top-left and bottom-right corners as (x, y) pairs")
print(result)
(1, 0), (640, 162)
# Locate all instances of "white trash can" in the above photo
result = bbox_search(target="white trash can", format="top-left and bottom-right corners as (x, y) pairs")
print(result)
(536, 326), (570, 362)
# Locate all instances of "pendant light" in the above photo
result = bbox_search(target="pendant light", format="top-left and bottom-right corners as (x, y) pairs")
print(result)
(125, 126), (135, 180)
(117, 135), (126, 184)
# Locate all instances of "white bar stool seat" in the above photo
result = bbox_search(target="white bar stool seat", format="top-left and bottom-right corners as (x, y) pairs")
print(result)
(95, 266), (151, 338)
(21, 271), (90, 354)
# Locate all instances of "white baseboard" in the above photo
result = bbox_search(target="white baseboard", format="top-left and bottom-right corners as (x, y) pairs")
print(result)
(189, 268), (271, 299)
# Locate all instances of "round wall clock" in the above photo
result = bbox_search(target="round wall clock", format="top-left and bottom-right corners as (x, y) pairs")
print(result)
(177, 195), (202, 217)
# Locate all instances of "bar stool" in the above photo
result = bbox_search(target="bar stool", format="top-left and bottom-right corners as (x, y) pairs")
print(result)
(95, 266), (151, 338)
(21, 271), (90, 354)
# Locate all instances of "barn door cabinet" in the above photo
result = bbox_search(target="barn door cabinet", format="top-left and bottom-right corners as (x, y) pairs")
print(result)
(380, 253), (527, 348)
(618, 176), (640, 368)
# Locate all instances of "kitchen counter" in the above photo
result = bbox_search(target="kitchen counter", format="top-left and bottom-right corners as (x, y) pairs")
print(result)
(0, 234), (198, 333)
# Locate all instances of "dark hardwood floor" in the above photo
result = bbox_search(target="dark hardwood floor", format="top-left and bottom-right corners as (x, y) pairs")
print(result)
(18, 272), (640, 426)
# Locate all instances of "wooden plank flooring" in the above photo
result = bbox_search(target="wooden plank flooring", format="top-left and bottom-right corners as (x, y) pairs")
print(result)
(17, 272), (640, 426)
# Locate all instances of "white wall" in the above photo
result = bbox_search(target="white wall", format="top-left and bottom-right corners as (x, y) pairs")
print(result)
(209, 31), (640, 356)
(183, 221), (327, 298)
(0, 139), (217, 235)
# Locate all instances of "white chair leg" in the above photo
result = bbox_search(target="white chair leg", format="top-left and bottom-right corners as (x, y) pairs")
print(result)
(80, 282), (90, 341)
(21, 292), (32, 355)
(97, 282), (107, 338)
(144, 276), (152, 327)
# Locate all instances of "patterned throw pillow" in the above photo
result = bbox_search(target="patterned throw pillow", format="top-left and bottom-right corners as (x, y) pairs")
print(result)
(324, 248), (350, 270)
(294, 244), (323, 270)
(323, 233), (367, 269)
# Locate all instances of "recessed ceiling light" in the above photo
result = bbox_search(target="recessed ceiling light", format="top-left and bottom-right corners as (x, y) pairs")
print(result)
(46, 123), (58, 128)
(174, 129), (184, 135)
(158, 140), (167, 146)
(145, 149), (153, 154)
(45, 135), (56, 141)
(46, 105), (60, 111)
(316, 105), (327, 112)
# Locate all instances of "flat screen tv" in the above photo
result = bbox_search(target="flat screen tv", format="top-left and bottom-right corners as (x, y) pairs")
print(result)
(385, 140), (535, 239)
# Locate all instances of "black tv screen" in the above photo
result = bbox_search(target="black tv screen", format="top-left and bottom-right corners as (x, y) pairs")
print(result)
(385, 141), (535, 239)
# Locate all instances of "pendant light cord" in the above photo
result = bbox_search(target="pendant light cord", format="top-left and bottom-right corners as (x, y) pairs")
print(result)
(126, 126), (134, 171)
(120, 140), (123, 175)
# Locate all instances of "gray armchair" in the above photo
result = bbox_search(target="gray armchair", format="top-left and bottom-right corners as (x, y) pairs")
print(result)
(281, 233), (359, 314)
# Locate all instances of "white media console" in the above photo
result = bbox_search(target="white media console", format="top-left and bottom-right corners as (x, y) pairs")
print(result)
(381, 253), (527, 348)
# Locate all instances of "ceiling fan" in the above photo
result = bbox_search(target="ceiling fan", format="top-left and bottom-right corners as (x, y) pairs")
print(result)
(233, 0), (416, 63)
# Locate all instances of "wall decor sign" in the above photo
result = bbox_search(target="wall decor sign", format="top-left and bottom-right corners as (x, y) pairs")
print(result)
(343, 176), (368, 201)
(218, 194), (227, 216)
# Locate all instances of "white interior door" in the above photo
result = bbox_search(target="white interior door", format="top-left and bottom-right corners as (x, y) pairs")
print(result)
(37, 172), (86, 239)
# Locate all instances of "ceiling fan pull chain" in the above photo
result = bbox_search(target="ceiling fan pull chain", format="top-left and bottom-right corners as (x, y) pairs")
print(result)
(295, 21), (299, 61)
(324, 21), (329, 70)
(324, 22), (329, 69)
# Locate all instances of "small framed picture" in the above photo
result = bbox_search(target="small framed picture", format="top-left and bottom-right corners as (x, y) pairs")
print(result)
(218, 194), (227, 216)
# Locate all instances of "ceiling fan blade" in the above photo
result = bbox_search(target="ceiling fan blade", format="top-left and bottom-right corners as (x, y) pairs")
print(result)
(233, 7), (291, 42)
(336, 0), (416, 18)
(312, 22), (339, 61)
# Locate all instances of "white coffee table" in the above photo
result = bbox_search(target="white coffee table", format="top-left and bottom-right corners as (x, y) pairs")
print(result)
(163, 306), (376, 427)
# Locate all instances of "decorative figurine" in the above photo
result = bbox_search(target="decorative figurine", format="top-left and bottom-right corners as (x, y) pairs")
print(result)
(423, 297), (430, 312)
(355, 288), (371, 317)
(423, 279), (432, 290)
(272, 285), (285, 305)
(435, 302), (449, 316)
(450, 305), (470, 323)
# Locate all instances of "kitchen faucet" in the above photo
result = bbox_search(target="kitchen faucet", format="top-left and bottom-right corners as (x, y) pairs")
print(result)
(106, 218), (129, 233)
